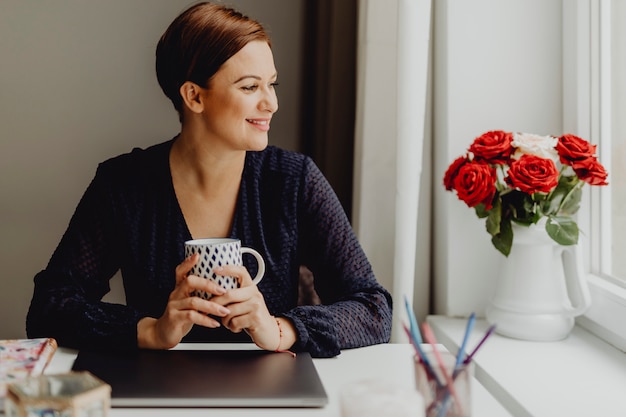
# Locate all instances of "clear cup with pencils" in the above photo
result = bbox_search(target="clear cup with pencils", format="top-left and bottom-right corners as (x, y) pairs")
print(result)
(414, 349), (472, 417)
(403, 297), (496, 417)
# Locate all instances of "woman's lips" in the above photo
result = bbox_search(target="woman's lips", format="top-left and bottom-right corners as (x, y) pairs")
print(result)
(246, 118), (271, 132)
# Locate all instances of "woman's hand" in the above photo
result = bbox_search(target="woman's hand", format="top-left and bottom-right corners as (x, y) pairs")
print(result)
(137, 254), (232, 349)
(210, 265), (296, 351)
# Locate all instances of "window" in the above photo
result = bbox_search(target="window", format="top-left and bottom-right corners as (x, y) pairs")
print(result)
(565, 0), (626, 351)
(609, 0), (626, 282)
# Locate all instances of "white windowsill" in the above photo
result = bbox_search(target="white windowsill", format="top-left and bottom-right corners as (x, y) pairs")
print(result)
(427, 315), (626, 417)
(577, 275), (626, 352)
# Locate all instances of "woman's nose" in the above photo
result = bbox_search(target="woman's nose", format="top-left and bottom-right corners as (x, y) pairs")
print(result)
(259, 89), (278, 114)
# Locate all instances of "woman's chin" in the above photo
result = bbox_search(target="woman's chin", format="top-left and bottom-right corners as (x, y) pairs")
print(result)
(247, 136), (269, 151)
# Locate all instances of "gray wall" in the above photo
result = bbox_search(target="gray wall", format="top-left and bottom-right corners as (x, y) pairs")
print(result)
(0, 0), (305, 339)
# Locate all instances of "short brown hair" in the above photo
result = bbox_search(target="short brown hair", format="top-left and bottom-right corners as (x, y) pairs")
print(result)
(156, 2), (271, 119)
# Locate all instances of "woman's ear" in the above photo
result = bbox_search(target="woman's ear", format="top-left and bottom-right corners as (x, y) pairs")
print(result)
(179, 82), (204, 114)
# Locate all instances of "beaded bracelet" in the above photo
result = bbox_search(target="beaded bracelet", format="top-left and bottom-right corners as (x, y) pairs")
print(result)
(274, 317), (296, 358)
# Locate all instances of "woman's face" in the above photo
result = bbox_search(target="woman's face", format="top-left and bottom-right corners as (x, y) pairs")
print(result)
(198, 40), (278, 152)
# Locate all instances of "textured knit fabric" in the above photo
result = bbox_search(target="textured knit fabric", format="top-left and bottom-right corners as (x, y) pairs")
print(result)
(26, 139), (392, 358)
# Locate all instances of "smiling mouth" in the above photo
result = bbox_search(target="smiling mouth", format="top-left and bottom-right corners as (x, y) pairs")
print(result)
(246, 119), (271, 132)
(246, 119), (269, 125)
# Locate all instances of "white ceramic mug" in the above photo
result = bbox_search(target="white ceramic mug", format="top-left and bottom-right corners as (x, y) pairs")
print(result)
(184, 238), (265, 300)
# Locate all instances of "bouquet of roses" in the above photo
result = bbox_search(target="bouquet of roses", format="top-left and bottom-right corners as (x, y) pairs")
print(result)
(443, 130), (608, 256)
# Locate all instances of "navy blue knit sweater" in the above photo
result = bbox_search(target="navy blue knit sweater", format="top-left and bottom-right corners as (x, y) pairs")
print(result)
(26, 139), (392, 358)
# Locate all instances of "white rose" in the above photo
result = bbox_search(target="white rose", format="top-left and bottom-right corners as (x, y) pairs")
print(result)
(511, 132), (559, 162)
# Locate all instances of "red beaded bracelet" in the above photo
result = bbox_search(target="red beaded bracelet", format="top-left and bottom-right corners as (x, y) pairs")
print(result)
(274, 317), (296, 358)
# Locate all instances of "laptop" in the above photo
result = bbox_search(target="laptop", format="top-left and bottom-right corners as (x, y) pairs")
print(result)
(71, 344), (328, 408)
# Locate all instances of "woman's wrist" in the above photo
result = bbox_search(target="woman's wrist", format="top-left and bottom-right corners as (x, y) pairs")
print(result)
(137, 317), (158, 349)
(275, 316), (284, 351)
(273, 316), (297, 355)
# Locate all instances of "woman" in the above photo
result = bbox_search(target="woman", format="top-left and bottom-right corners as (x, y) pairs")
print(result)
(26, 2), (392, 358)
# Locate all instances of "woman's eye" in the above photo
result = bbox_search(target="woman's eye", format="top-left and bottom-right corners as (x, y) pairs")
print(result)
(242, 85), (258, 92)
(270, 82), (279, 89)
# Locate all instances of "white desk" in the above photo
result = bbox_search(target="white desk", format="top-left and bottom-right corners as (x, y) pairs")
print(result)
(46, 343), (510, 416)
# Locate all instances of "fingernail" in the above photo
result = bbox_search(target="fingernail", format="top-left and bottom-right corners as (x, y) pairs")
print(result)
(215, 286), (226, 294)
(219, 307), (230, 315)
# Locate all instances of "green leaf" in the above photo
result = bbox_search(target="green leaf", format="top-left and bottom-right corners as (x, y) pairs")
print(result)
(491, 217), (513, 256)
(485, 198), (502, 236)
(546, 216), (579, 245)
(543, 188), (566, 215)
(559, 186), (582, 215)
(474, 203), (489, 219)
(559, 174), (579, 187)
(544, 176), (581, 216)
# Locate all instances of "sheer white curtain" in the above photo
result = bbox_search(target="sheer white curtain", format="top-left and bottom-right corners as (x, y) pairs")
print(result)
(353, 0), (433, 342)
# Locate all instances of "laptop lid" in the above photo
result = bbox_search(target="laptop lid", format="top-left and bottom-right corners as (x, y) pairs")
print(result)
(71, 345), (328, 408)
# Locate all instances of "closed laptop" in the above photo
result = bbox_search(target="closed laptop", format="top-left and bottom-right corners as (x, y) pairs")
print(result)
(72, 346), (328, 408)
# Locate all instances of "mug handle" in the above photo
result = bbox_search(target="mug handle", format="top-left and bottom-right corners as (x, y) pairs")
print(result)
(241, 247), (265, 285)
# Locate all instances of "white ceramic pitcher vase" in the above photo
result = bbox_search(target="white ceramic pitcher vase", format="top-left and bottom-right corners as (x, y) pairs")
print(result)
(485, 221), (592, 341)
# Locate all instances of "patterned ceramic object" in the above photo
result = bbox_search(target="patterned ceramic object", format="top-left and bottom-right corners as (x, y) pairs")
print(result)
(184, 238), (265, 300)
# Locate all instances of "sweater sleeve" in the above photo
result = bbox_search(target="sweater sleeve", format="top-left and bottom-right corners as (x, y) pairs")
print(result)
(26, 164), (145, 351)
(282, 158), (393, 358)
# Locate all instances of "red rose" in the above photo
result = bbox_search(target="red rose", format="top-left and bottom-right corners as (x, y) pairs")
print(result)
(451, 160), (497, 209)
(505, 154), (559, 194)
(468, 130), (514, 164)
(556, 134), (597, 164)
(571, 157), (609, 186)
(443, 155), (468, 190)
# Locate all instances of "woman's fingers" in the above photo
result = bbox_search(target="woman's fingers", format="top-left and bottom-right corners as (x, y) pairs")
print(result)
(175, 263), (280, 351)
(175, 255), (229, 298)
(219, 265), (254, 287)
(151, 294), (232, 347)
(175, 253), (198, 285)
(209, 265), (269, 334)
(192, 275), (228, 296)
(146, 258), (251, 349)
(208, 265), (257, 307)
(170, 295), (231, 318)
(177, 263), (268, 336)
(175, 255), (232, 297)
(174, 307), (222, 329)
